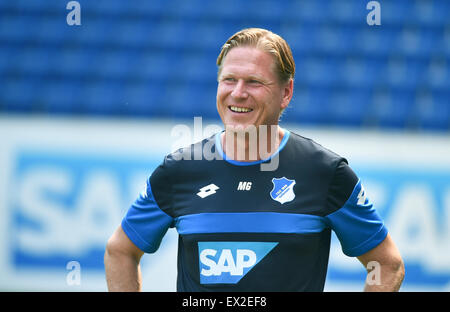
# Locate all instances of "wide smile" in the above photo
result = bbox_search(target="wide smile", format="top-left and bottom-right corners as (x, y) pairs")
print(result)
(228, 106), (253, 113)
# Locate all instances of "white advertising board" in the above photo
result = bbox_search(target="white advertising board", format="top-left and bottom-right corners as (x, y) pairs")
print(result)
(0, 115), (449, 291)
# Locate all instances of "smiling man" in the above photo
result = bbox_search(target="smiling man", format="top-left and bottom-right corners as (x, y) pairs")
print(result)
(104, 28), (404, 292)
(216, 31), (294, 165)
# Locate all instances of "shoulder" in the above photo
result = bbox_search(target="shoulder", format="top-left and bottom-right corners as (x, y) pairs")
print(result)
(284, 130), (347, 172)
(151, 133), (218, 182)
(283, 130), (359, 215)
(148, 134), (218, 213)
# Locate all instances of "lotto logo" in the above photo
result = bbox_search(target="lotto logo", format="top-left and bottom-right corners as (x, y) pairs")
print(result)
(357, 184), (367, 205)
(197, 184), (219, 198)
(198, 242), (278, 284)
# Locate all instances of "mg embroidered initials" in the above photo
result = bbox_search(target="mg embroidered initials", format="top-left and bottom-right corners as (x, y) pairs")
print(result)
(237, 181), (252, 191)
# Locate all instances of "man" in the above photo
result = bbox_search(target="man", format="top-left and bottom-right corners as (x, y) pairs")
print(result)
(104, 28), (404, 291)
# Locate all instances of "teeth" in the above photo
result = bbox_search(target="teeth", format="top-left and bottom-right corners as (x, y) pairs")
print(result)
(230, 106), (253, 113)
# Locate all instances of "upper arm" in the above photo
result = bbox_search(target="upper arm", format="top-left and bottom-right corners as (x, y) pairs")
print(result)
(106, 225), (144, 262)
(325, 161), (388, 257)
(120, 162), (175, 254)
(357, 233), (403, 269)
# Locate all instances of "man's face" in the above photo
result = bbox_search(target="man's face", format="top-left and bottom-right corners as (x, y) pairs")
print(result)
(216, 46), (292, 130)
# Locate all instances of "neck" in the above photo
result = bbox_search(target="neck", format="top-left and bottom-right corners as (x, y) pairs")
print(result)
(221, 125), (284, 162)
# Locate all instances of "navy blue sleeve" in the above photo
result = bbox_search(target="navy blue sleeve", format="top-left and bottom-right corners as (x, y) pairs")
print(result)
(325, 162), (388, 257)
(121, 166), (175, 253)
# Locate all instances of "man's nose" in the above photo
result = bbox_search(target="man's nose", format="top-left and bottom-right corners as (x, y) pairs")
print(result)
(230, 79), (249, 100)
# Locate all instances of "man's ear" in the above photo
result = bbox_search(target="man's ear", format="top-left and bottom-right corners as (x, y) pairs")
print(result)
(281, 79), (294, 110)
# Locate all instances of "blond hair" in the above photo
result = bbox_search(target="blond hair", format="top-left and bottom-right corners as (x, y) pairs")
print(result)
(216, 28), (295, 84)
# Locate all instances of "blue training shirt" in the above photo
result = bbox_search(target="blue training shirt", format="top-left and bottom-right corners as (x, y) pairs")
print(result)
(121, 130), (388, 291)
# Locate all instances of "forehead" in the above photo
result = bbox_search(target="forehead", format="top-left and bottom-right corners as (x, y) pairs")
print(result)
(220, 46), (277, 79)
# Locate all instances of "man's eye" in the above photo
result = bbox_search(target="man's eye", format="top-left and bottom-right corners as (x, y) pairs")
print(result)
(223, 77), (236, 82)
(249, 80), (261, 85)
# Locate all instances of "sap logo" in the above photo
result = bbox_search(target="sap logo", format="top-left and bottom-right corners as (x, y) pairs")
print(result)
(237, 181), (252, 191)
(12, 150), (158, 269)
(198, 242), (278, 284)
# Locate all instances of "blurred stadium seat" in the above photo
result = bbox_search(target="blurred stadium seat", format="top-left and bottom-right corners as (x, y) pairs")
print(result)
(0, 0), (448, 131)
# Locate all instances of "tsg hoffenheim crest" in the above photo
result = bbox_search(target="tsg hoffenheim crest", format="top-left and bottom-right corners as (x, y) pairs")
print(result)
(270, 177), (296, 204)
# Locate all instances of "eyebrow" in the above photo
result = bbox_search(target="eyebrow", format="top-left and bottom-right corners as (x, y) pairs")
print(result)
(219, 72), (274, 84)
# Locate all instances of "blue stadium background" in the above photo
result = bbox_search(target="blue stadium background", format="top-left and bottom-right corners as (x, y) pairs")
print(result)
(0, 0), (449, 131)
